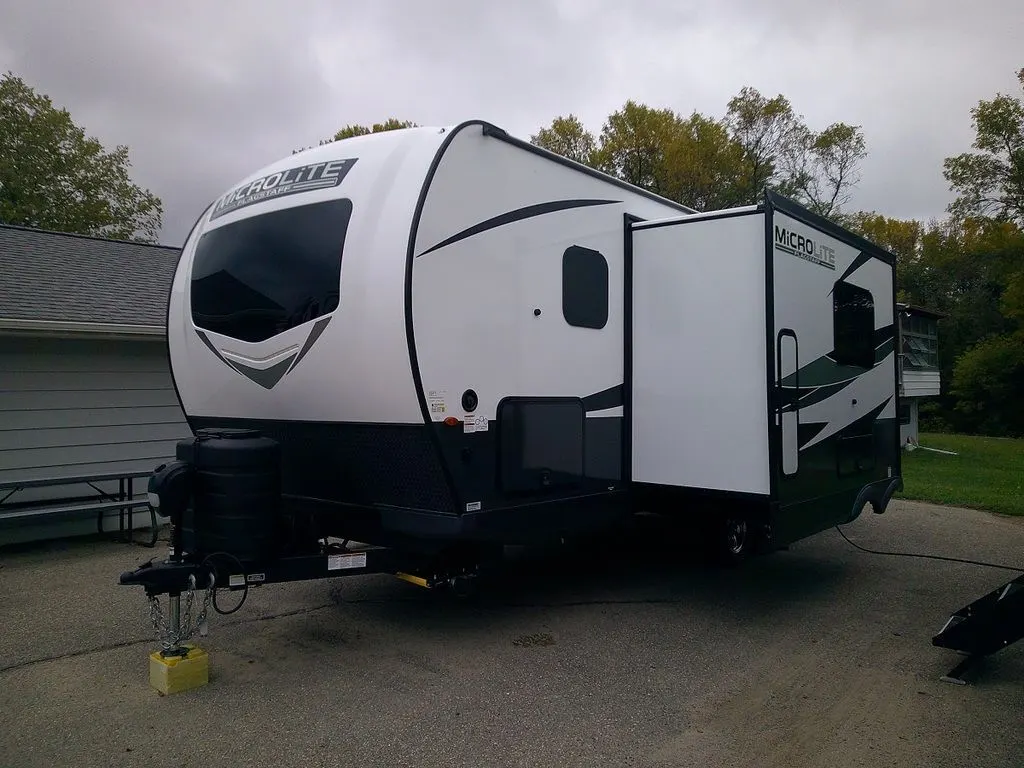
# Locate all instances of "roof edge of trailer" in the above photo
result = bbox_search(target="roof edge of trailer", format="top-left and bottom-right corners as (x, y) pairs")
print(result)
(632, 205), (762, 230)
(764, 190), (898, 267)
(479, 122), (698, 215)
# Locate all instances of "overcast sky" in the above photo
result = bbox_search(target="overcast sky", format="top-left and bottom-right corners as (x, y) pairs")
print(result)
(1, 0), (1021, 245)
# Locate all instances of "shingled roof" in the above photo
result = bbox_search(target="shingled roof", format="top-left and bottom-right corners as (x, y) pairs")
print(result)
(0, 224), (181, 332)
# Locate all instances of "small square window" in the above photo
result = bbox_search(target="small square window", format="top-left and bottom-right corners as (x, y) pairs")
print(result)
(833, 281), (875, 369)
(562, 245), (608, 329)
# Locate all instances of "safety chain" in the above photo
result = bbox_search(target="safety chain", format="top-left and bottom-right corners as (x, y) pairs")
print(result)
(147, 572), (215, 654)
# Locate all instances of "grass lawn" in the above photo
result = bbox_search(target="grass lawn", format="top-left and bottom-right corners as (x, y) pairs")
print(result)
(898, 432), (1024, 516)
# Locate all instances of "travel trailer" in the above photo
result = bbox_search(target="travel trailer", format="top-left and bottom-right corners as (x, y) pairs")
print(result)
(122, 120), (902, 616)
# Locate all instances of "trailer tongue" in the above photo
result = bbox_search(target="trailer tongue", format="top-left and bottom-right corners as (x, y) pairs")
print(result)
(120, 427), (487, 659)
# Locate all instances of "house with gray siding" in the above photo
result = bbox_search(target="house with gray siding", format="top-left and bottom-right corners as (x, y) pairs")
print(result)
(0, 224), (190, 546)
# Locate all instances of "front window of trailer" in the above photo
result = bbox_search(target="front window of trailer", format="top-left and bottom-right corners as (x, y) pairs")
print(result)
(190, 198), (354, 343)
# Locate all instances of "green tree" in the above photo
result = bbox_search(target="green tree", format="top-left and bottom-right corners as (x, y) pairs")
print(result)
(949, 329), (1024, 436)
(845, 211), (923, 261)
(529, 87), (867, 216)
(0, 71), (162, 242)
(660, 111), (746, 211)
(294, 118), (419, 154)
(787, 122), (868, 218)
(909, 217), (1024, 435)
(943, 68), (1024, 225)
(591, 100), (682, 194)
(723, 87), (804, 204)
(933, 69), (1024, 435)
(724, 87), (867, 217)
(530, 114), (597, 165)
(845, 211), (929, 301)
(327, 118), (418, 143)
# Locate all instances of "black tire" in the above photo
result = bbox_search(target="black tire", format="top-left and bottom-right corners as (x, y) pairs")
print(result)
(714, 514), (754, 566)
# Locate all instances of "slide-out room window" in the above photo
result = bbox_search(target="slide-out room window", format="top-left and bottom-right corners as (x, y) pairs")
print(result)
(562, 245), (608, 329)
(833, 280), (875, 369)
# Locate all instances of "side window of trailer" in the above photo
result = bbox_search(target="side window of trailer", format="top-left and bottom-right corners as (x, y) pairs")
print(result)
(833, 280), (875, 369)
(562, 245), (609, 329)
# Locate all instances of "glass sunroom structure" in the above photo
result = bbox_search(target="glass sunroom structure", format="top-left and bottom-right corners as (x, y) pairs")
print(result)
(896, 303), (943, 444)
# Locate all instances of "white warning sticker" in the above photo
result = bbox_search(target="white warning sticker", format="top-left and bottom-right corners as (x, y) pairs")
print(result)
(466, 501), (482, 512)
(463, 415), (489, 433)
(427, 389), (447, 416)
(328, 552), (368, 571)
(228, 574), (245, 588)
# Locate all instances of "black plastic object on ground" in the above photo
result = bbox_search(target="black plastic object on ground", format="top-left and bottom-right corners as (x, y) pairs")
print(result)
(932, 573), (1024, 684)
(175, 428), (282, 564)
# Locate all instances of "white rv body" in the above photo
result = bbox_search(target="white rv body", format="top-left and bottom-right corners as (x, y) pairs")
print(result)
(169, 126), (450, 425)
(164, 120), (900, 555)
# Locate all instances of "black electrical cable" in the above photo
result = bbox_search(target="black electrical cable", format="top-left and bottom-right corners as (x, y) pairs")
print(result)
(200, 551), (250, 614)
(834, 525), (1023, 573)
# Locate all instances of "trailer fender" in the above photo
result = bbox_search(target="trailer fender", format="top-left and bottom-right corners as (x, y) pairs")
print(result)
(846, 476), (903, 523)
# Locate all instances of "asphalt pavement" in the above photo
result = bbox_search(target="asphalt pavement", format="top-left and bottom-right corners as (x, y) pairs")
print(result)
(1, 499), (1022, 768)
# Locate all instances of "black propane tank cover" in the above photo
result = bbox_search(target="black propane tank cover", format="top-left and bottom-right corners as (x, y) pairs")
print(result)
(187, 429), (282, 564)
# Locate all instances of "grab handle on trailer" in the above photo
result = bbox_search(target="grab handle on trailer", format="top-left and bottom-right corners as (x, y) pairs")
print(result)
(777, 329), (799, 476)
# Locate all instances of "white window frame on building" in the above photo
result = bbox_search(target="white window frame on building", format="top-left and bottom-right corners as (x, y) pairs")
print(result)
(896, 303), (944, 446)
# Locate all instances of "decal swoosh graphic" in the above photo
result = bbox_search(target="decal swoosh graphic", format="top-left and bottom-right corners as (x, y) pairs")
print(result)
(286, 316), (332, 374)
(226, 355), (296, 389)
(417, 199), (621, 256)
(799, 355), (895, 451)
(832, 250), (874, 289)
(582, 384), (623, 412)
(795, 397), (892, 453)
(781, 328), (895, 390)
(195, 315), (333, 389)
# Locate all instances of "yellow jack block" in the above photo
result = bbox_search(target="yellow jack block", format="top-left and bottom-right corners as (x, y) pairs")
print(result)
(149, 645), (209, 695)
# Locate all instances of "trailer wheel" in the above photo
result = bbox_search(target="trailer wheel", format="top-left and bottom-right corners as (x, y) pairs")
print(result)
(717, 515), (752, 565)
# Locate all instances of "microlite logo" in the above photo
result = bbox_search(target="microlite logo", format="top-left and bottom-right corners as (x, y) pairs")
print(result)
(210, 158), (357, 220)
(774, 224), (836, 270)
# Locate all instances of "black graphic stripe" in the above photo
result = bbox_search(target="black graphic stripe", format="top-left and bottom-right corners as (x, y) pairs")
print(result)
(417, 199), (620, 257)
(781, 379), (853, 412)
(874, 323), (895, 348)
(286, 316), (332, 375)
(833, 250), (874, 287)
(782, 325), (896, 390)
(874, 337), (894, 362)
(797, 396), (894, 451)
(582, 384), (623, 412)
(195, 330), (233, 368)
(228, 355), (297, 390)
(798, 421), (830, 447)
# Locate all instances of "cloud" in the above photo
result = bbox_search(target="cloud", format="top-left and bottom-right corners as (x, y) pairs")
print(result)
(1, 0), (1020, 243)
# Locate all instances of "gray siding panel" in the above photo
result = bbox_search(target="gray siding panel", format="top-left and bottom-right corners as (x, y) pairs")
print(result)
(1, 405), (184, 430)
(0, 336), (191, 497)
(0, 370), (175, 390)
(0, 388), (180, 410)
(4, 422), (190, 451)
